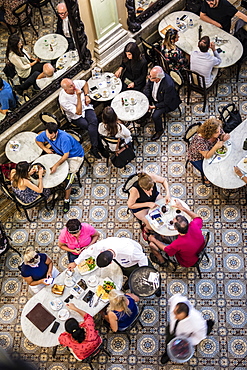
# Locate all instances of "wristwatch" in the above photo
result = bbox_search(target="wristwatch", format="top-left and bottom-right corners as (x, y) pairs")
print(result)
(239, 173), (246, 179)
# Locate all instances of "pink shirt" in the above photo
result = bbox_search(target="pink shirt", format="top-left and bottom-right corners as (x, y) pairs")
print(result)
(59, 223), (97, 255)
(58, 313), (102, 360)
(165, 218), (204, 267)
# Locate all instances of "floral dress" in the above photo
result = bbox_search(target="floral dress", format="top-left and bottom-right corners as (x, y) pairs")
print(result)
(162, 46), (188, 72)
(12, 186), (50, 204)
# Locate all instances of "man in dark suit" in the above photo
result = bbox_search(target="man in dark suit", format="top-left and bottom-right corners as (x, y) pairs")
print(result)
(56, 2), (75, 51)
(143, 66), (181, 141)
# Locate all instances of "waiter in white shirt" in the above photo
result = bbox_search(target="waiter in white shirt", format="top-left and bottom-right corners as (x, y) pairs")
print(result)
(56, 3), (75, 51)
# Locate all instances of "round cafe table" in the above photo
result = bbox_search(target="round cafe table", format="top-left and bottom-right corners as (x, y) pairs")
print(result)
(34, 34), (68, 60)
(87, 72), (122, 102)
(5, 131), (42, 164)
(56, 50), (79, 71)
(111, 90), (149, 122)
(32, 154), (69, 188)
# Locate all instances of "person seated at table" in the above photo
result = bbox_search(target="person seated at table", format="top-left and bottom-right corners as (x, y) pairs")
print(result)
(98, 106), (132, 151)
(161, 28), (189, 73)
(200, 0), (247, 33)
(59, 303), (102, 360)
(114, 42), (148, 91)
(187, 118), (230, 184)
(0, 77), (17, 115)
(59, 78), (101, 159)
(20, 246), (59, 293)
(190, 36), (221, 88)
(36, 122), (85, 213)
(58, 218), (99, 262)
(127, 172), (170, 230)
(143, 66), (181, 141)
(148, 199), (205, 267)
(103, 290), (139, 332)
(10, 161), (51, 204)
(36, 63), (64, 90)
(56, 2), (75, 51)
(234, 165), (247, 183)
(6, 34), (44, 95)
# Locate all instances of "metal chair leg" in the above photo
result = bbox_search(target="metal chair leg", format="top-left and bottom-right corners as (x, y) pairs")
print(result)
(23, 208), (33, 222)
(52, 345), (58, 358)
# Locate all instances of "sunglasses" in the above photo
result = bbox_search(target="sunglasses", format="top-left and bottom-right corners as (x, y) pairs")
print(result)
(28, 254), (39, 263)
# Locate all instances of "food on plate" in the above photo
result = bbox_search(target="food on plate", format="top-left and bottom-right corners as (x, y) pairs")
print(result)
(215, 145), (227, 155)
(30, 163), (46, 180)
(96, 281), (116, 300)
(77, 257), (96, 273)
(51, 284), (65, 295)
(243, 157), (247, 163)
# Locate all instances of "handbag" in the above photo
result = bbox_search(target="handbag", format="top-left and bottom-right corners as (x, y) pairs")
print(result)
(241, 0), (247, 9)
(0, 163), (16, 180)
(111, 139), (135, 168)
(3, 61), (16, 79)
(218, 103), (242, 133)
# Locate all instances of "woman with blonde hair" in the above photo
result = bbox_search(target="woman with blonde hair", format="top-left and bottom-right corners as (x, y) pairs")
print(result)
(127, 172), (170, 228)
(161, 28), (189, 72)
(20, 246), (59, 293)
(188, 118), (230, 184)
(104, 290), (139, 332)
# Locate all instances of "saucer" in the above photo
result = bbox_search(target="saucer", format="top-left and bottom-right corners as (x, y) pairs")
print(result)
(50, 298), (63, 311)
(87, 276), (99, 287)
(64, 277), (75, 287)
(58, 309), (70, 321)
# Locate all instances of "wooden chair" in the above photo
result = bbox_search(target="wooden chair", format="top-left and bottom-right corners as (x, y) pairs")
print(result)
(12, 2), (38, 44)
(153, 47), (170, 74)
(27, 0), (56, 26)
(122, 173), (142, 227)
(184, 68), (220, 112)
(39, 112), (61, 128)
(0, 221), (21, 263)
(139, 37), (157, 66)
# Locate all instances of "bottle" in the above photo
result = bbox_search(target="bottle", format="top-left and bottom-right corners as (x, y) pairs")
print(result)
(243, 138), (247, 150)
(198, 25), (202, 40)
(121, 98), (124, 106)
(176, 17), (180, 26)
(124, 99), (128, 107)
(189, 19), (193, 27)
(49, 44), (53, 51)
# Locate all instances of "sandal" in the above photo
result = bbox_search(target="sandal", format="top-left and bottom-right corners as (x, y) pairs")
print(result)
(141, 224), (151, 241)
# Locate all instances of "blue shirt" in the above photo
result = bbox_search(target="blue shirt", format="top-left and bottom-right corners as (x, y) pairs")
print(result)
(113, 295), (138, 330)
(0, 80), (16, 110)
(36, 129), (84, 158)
(21, 253), (48, 281)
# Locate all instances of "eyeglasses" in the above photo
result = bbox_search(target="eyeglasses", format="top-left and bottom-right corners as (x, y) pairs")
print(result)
(148, 75), (157, 80)
(28, 254), (38, 263)
(58, 11), (68, 15)
(206, 0), (215, 3)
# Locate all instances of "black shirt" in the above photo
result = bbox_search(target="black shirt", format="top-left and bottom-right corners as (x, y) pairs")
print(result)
(201, 0), (237, 32)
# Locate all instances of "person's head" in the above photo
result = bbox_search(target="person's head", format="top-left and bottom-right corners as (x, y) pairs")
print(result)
(66, 219), (81, 236)
(205, 0), (219, 8)
(65, 318), (86, 343)
(123, 42), (141, 63)
(0, 78), (4, 90)
(198, 36), (210, 52)
(23, 246), (40, 266)
(148, 66), (165, 83)
(11, 161), (30, 188)
(45, 122), (59, 141)
(107, 289), (131, 315)
(6, 34), (23, 58)
(173, 302), (189, 320)
(102, 106), (119, 136)
(138, 172), (154, 191)
(96, 250), (114, 268)
(198, 118), (222, 140)
(163, 28), (179, 49)
(43, 63), (55, 78)
(61, 78), (76, 94)
(57, 2), (68, 20)
(173, 214), (189, 234)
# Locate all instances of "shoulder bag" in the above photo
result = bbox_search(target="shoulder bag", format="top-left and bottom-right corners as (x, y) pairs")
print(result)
(218, 103), (242, 133)
(111, 139), (135, 168)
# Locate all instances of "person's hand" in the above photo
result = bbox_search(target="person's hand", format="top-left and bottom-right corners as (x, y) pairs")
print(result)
(74, 248), (81, 254)
(29, 167), (36, 175)
(45, 148), (54, 154)
(165, 194), (171, 204)
(46, 272), (52, 278)
(127, 82), (134, 88)
(38, 167), (44, 177)
(148, 234), (156, 243)
(149, 202), (157, 209)
(50, 164), (58, 174)
(215, 21), (222, 28)
(210, 42), (216, 51)
(114, 69), (121, 78)
(67, 302), (76, 310)
(85, 95), (91, 106)
(68, 262), (76, 271)
(222, 133), (230, 142)
(75, 88), (81, 97)
(234, 166), (243, 177)
(174, 198), (183, 209)
(149, 105), (155, 110)
(35, 57), (40, 63)
(214, 139), (224, 150)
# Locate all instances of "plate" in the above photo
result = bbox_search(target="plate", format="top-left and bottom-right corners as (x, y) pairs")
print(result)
(215, 145), (228, 156)
(50, 298), (63, 311)
(77, 257), (98, 276)
(237, 156), (247, 173)
(64, 277), (76, 287)
(30, 163), (46, 180)
(58, 309), (70, 321)
(87, 276), (99, 287)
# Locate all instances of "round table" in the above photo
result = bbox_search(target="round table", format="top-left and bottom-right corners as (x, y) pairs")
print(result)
(87, 72), (122, 102)
(32, 154), (69, 188)
(5, 132), (42, 164)
(34, 34), (68, 60)
(129, 266), (160, 297)
(111, 90), (149, 121)
(56, 50), (79, 71)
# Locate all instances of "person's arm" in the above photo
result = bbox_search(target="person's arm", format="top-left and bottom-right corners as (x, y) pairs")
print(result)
(35, 139), (54, 154)
(23, 275), (49, 286)
(82, 81), (91, 106)
(234, 166), (247, 183)
(87, 231), (100, 246)
(199, 138), (225, 159)
(50, 152), (69, 174)
(105, 311), (118, 332)
(75, 89), (82, 115)
(125, 293), (140, 302)
(66, 303), (86, 318)
(210, 42), (222, 65)
(127, 186), (157, 209)
(45, 256), (53, 278)
(23, 168), (44, 193)
(115, 67), (123, 78)
(36, 72), (46, 80)
(235, 11), (247, 23)
(0, 109), (8, 114)
(174, 199), (199, 220)
(58, 241), (76, 253)
(149, 173), (171, 203)
(200, 12), (223, 28)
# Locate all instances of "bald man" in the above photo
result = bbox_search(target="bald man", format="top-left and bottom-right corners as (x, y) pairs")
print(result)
(59, 78), (101, 159)
(36, 63), (64, 90)
(143, 66), (181, 141)
(56, 2), (75, 50)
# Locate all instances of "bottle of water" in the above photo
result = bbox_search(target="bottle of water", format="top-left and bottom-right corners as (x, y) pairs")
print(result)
(176, 17), (180, 26)
(189, 19), (193, 27)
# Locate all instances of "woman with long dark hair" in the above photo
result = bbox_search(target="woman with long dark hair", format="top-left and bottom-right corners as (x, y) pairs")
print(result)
(98, 107), (132, 151)
(161, 28), (189, 72)
(59, 303), (102, 360)
(115, 42), (148, 91)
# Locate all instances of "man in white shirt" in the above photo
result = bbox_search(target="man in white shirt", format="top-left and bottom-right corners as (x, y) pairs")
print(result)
(161, 293), (213, 364)
(59, 78), (101, 159)
(36, 63), (64, 90)
(190, 36), (221, 88)
(56, 2), (75, 51)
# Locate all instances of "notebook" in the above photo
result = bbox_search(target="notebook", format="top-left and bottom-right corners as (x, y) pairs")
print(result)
(26, 303), (55, 332)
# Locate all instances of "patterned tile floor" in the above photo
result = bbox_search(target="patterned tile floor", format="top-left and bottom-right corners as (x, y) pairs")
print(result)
(0, 3), (247, 370)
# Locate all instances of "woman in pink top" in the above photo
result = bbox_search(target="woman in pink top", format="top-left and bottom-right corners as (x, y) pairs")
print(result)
(58, 219), (99, 262)
(59, 303), (102, 360)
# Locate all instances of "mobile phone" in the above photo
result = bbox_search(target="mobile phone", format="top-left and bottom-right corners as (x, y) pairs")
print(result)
(180, 14), (188, 21)
(83, 290), (94, 303)
(217, 48), (223, 53)
(77, 279), (87, 290)
(90, 86), (97, 92)
(44, 277), (54, 285)
(93, 93), (102, 100)
(50, 321), (60, 334)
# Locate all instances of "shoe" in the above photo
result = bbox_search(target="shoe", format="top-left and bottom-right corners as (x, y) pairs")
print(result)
(150, 252), (168, 267)
(155, 287), (161, 297)
(63, 200), (70, 213)
(14, 85), (23, 96)
(151, 131), (163, 141)
(204, 179), (211, 187)
(160, 351), (169, 364)
(206, 319), (215, 335)
(64, 173), (75, 190)
(141, 224), (150, 242)
(90, 147), (101, 159)
(122, 280), (129, 291)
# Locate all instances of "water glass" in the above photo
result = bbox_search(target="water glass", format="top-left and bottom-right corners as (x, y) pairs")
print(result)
(130, 107), (135, 114)
(125, 106), (130, 112)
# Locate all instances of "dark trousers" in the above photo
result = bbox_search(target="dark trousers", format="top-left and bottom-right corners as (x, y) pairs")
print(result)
(65, 36), (75, 51)
(67, 251), (79, 263)
(190, 160), (204, 176)
(71, 109), (99, 148)
(152, 107), (169, 132)
(20, 71), (40, 91)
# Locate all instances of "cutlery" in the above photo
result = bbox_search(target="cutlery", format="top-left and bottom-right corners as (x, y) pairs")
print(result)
(93, 293), (102, 307)
(208, 154), (218, 165)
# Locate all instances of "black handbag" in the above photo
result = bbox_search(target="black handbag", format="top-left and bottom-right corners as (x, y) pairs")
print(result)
(111, 141), (135, 168)
(218, 103), (242, 133)
(3, 61), (16, 79)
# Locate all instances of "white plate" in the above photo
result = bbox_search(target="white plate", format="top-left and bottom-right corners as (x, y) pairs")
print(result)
(237, 156), (247, 173)
(77, 265), (98, 276)
(50, 298), (63, 311)
(58, 309), (70, 321)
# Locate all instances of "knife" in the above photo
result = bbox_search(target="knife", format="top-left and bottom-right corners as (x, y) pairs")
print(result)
(208, 154), (218, 165)
(93, 293), (102, 307)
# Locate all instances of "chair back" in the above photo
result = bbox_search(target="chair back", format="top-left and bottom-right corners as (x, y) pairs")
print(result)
(185, 69), (206, 92)
(119, 305), (144, 332)
(139, 37), (157, 65)
(154, 47), (170, 74)
(100, 135), (121, 153)
(12, 2), (31, 24)
(183, 122), (202, 144)
(197, 231), (210, 263)
(82, 339), (104, 362)
(170, 70), (184, 89)
(122, 173), (139, 194)
(64, 129), (83, 144)
(40, 112), (61, 128)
